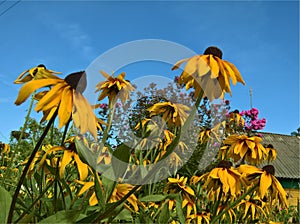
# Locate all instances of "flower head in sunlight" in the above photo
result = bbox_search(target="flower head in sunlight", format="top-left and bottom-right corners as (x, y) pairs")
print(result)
(223, 134), (267, 165)
(172, 46), (245, 100)
(14, 70), (99, 139)
(14, 64), (61, 84)
(187, 211), (211, 224)
(216, 204), (236, 223)
(77, 180), (139, 211)
(59, 141), (89, 181)
(238, 164), (288, 208)
(264, 144), (277, 162)
(95, 70), (135, 105)
(237, 195), (267, 220)
(166, 175), (195, 196)
(148, 102), (190, 127)
(191, 160), (241, 199)
(109, 183), (139, 211)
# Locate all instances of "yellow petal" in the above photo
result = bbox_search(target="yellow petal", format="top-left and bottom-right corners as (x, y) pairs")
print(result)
(74, 153), (89, 181)
(58, 86), (73, 129)
(59, 150), (73, 178)
(172, 58), (189, 70)
(208, 55), (220, 78)
(78, 181), (95, 196)
(35, 82), (66, 111)
(198, 55), (210, 77)
(260, 172), (272, 198)
(89, 192), (98, 206)
(15, 79), (62, 105)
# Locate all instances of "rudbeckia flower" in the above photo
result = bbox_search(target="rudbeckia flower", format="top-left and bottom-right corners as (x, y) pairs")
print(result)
(223, 134), (267, 165)
(187, 211), (211, 224)
(109, 183), (140, 211)
(216, 204), (236, 223)
(191, 160), (242, 198)
(148, 102), (190, 127)
(77, 180), (139, 211)
(182, 194), (197, 217)
(264, 144), (277, 162)
(14, 64), (61, 84)
(166, 175), (195, 196)
(95, 70), (135, 105)
(237, 195), (267, 220)
(0, 142), (10, 156)
(59, 142), (89, 181)
(97, 146), (112, 165)
(238, 164), (288, 208)
(14, 71), (99, 139)
(172, 46), (245, 100)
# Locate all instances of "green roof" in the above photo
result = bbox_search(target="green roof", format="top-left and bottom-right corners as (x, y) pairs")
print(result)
(260, 132), (300, 179)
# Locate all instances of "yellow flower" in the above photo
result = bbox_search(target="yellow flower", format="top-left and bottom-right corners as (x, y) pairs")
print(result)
(109, 183), (140, 211)
(39, 141), (89, 181)
(14, 64), (61, 84)
(59, 142), (89, 181)
(198, 122), (225, 143)
(238, 164), (288, 208)
(95, 70), (134, 105)
(223, 134), (267, 165)
(0, 142), (10, 155)
(187, 211), (211, 224)
(264, 144), (277, 162)
(77, 180), (139, 211)
(148, 102), (190, 127)
(14, 71), (99, 139)
(172, 46), (245, 100)
(192, 160), (241, 198)
(97, 146), (112, 165)
(166, 175), (195, 196)
(237, 195), (267, 220)
(182, 194), (197, 217)
(227, 110), (245, 129)
(216, 204), (236, 223)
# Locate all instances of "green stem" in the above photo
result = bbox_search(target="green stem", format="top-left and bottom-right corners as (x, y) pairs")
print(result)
(212, 187), (223, 217)
(7, 109), (58, 224)
(101, 102), (116, 147)
(2, 94), (35, 186)
(17, 94), (35, 148)
(210, 184), (258, 224)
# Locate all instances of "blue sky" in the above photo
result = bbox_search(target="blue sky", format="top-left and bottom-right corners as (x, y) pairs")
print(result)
(0, 1), (299, 142)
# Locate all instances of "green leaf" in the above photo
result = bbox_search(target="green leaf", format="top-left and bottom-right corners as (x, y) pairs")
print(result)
(0, 186), (12, 224)
(93, 171), (105, 209)
(75, 211), (98, 223)
(113, 208), (132, 221)
(139, 194), (166, 202)
(75, 138), (96, 167)
(112, 143), (131, 179)
(39, 210), (81, 223)
(175, 194), (186, 224)
(101, 175), (116, 203)
(158, 203), (170, 224)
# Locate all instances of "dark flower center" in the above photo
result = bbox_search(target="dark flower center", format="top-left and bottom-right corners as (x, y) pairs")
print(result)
(262, 165), (275, 175)
(267, 144), (274, 148)
(204, 46), (223, 59)
(32, 64), (46, 76)
(217, 160), (232, 169)
(67, 142), (77, 153)
(64, 71), (87, 93)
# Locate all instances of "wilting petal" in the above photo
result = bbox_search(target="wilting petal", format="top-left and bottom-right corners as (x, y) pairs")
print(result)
(15, 79), (62, 105)
(260, 172), (272, 198)
(59, 150), (73, 178)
